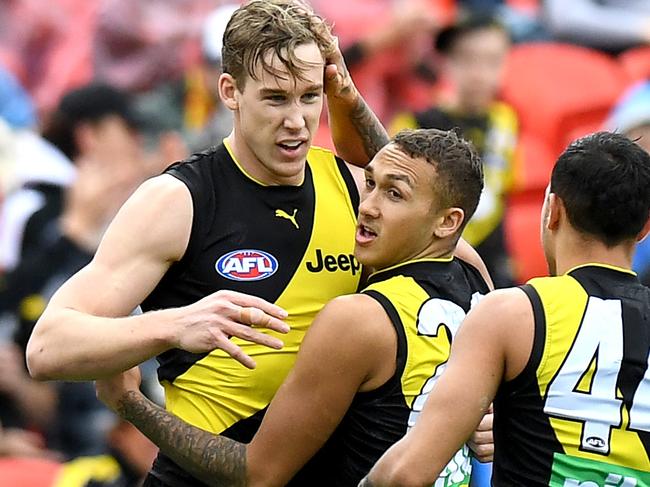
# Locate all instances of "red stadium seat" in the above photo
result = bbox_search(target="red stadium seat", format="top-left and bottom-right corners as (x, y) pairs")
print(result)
(504, 190), (547, 284)
(511, 131), (555, 193)
(506, 0), (539, 12)
(501, 43), (630, 155)
(619, 46), (650, 84)
(507, 131), (556, 283)
(0, 457), (61, 487)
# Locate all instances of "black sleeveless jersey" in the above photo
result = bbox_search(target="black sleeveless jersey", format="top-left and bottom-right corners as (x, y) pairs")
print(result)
(141, 141), (360, 486)
(291, 257), (490, 486)
(493, 264), (650, 486)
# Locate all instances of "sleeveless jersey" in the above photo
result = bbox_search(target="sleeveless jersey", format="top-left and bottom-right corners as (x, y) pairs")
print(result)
(140, 141), (361, 486)
(291, 258), (490, 486)
(493, 264), (650, 486)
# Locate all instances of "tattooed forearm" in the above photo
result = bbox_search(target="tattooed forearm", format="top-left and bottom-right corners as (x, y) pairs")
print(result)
(349, 94), (389, 160)
(117, 391), (247, 487)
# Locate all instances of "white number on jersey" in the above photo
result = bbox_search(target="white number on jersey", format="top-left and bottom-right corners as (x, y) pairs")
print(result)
(543, 297), (650, 455)
(408, 292), (484, 428)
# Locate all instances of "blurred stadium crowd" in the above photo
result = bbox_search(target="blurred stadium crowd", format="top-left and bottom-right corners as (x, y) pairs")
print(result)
(1, 0), (650, 485)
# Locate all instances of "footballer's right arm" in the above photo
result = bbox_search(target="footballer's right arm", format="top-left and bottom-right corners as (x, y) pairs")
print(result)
(27, 175), (288, 380)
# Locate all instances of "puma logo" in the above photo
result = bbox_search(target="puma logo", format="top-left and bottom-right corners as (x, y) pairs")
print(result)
(275, 209), (299, 229)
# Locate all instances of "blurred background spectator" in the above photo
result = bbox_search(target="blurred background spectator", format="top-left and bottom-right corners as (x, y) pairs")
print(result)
(390, 14), (517, 287)
(135, 3), (237, 153)
(93, 0), (214, 94)
(0, 82), (159, 463)
(2, 0), (650, 483)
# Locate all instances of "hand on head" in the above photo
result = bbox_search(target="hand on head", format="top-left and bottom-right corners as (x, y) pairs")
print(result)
(324, 37), (355, 102)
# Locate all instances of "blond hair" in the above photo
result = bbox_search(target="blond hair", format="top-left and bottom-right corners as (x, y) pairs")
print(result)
(222, 0), (335, 89)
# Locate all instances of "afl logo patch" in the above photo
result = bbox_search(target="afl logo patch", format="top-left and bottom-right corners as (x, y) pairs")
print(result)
(584, 437), (606, 450)
(215, 250), (279, 281)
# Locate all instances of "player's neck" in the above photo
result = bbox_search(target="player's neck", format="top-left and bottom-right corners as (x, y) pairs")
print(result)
(225, 132), (306, 186)
(553, 230), (635, 275)
(411, 238), (456, 262)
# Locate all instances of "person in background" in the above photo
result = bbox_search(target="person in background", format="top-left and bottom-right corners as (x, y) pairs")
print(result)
(391, 13), (517, 288)
(135, 3), (238, 153)
(0, 413), (158, 487)
(0, 82), (148, 459)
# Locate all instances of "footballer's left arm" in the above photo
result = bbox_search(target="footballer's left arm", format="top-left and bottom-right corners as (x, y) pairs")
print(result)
(361, 289), (532, 486)
(246, 293), (393, 486)
(99, 294), (391, 487)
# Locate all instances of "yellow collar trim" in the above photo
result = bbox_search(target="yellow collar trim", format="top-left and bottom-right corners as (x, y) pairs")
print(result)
(369, 256), (454, 280)
(566, 263), (637, 276)
(223, 138), (271, 187)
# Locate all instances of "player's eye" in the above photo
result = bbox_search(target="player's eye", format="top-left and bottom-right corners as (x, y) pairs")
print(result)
(302, 92), (320, 103)
(387, 188), (402, 200)
(266, 95), (286, 103)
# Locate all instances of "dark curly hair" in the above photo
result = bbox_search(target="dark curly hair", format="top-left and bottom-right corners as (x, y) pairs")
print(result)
(393, 128), (484, 232)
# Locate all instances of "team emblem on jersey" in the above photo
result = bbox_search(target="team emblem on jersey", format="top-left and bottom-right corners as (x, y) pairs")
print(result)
(215, 250), (279, 281)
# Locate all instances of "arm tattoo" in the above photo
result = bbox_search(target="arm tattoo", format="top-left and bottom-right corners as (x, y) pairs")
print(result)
(117, 391), (247, 487)
(358, 477), (377, 487)
(349, 95), (389, 160)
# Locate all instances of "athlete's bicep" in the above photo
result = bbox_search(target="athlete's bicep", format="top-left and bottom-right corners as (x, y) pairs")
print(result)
(46, 175), (192, 317)
(246, 294), (391, 486)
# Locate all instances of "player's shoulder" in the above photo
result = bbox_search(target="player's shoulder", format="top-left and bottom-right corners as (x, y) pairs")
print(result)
(317, 293), (391, 337)
(111, 174), (192, 249)
(473, 287), (532, 326)
(301, 293), (395, 371)
(132, 173), (191, 206)
(323, 292), (386, 319)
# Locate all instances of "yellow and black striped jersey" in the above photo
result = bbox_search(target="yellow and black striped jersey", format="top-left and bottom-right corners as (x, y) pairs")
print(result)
(494, 264), (650, 486)
(140, 141), (361, 486)
(293, 258), (490, 486)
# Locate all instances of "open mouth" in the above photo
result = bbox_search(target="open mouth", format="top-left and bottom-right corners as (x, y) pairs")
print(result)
(278, 141), (305, 153)
(356, 224), (377, 244)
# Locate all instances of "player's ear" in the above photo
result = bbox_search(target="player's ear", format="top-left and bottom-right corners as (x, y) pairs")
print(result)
(546, 193), (562, 231)
(433, 207), (465, 239)
(219, 73), (240, 111)
(636, 214), (650, 243)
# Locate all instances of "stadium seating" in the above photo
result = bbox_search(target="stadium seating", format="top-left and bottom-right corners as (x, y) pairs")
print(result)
(619, 46), (650, 84)
(501, 42), (630, 156)
(505, 132), (553, 283)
